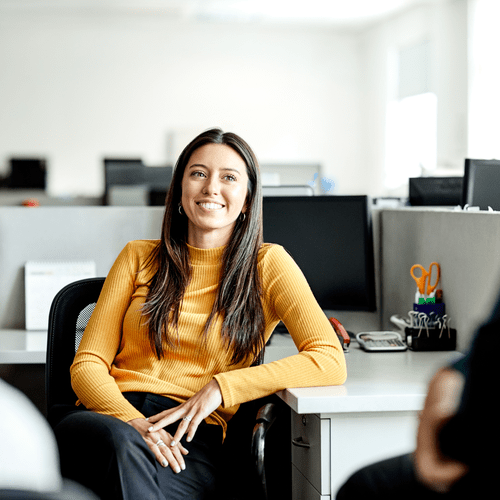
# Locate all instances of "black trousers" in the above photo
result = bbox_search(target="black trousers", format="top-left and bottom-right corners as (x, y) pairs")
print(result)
(336, 453), (478, 500)
(53, 393), (223, 500)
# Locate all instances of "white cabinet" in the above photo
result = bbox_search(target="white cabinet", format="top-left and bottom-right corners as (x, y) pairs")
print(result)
(290, 410), (419, 499)
(280, 348), (460, 500)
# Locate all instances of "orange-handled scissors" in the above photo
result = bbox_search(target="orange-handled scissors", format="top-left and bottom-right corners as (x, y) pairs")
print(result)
(410, 262), (441, 296)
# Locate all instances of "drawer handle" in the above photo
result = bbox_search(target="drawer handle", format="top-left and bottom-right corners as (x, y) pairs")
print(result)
(292, 437), (311, 449)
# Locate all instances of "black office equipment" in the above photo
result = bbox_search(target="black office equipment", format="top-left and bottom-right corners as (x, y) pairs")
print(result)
(462, 158), (500, 210)
(405, 324), (457, 351)
(409, 177), (463, 206)
(104, 158), (144, 186)
(8, 157), (47, 189)
(262, 195), (376, 312)
(103, 160), (173, 206)
(145, 166), (173, 206)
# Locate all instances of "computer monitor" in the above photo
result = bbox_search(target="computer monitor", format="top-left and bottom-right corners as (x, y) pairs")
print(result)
(409, 177), (463, 206)
(262, 195), (376, 312)
(104, 158), (144, 187)
(145, 166), (173, 206)
(462, 159), (500, 210)
(8, 158), (47, 189)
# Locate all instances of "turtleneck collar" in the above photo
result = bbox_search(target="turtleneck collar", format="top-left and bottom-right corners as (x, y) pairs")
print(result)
(187, 243), (226, 265)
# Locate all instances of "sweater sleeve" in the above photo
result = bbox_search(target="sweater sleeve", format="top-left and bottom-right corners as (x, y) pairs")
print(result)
(214, 245), (347, 408)
(70, 242), (146, 422)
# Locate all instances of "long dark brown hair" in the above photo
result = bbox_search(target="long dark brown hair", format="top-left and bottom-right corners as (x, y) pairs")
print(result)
(142, 128), (266, 365)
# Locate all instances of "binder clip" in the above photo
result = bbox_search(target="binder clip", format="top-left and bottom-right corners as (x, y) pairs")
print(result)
(405, 313), (456, 351)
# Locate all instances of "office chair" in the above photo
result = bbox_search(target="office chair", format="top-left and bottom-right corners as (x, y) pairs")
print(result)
(46, 278), (290, 500)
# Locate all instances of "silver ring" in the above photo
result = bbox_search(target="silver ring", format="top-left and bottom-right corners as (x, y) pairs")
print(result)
(156, 439), (165, 447)
(183, 415), (192, 422)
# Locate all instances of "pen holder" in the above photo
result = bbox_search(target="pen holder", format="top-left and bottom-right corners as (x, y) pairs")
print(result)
(405, 325), (456, 351)
(413, 301), (445, 317)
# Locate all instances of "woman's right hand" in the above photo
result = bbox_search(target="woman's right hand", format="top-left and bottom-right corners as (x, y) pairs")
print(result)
(127, 418), (189, 473)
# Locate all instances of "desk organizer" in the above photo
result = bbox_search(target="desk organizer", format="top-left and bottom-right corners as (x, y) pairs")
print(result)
(406, 303), (455, 351)
(405, 326), (456, 351)
(413, 301), (445, 317)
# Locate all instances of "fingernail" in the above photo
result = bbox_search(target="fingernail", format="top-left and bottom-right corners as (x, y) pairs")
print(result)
(186, 436), (192, 443)
(174, 467), (181, 474)
(170, 441), (176, 447)
(148, 426), (154, 432)
(181, 464), (186, 471)
(161, 459), (168, 468)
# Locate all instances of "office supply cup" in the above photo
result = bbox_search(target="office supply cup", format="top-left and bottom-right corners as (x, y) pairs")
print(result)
(405, 313), (456, 351)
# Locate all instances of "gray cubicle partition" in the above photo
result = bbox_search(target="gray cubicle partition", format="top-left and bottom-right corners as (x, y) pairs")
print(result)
(4, 206), (498, 351)
(380, 208), (500, 351)
(0, 205), (384, 334)
(0, 207), (164, 329)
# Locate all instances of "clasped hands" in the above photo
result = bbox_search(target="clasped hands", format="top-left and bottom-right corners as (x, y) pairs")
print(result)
(127, 379), (222, 473)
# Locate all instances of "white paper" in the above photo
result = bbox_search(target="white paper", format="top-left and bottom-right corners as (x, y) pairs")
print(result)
(25, 261), (96, 330)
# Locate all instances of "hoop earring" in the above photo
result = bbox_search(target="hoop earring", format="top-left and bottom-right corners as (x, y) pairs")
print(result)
(240, 212), (246, 222)
(178, 203), (184, 215)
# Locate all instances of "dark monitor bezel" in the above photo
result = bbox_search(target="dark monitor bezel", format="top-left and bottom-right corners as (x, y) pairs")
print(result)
(462, 158), (500, 210)
(409, 177), (463, 206)
(103, 158), (144, 187)
(262, 195), (377, 312)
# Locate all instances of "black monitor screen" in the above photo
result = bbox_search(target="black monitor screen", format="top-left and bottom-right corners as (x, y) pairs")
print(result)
(262, 195), (376, 311)
(463, 159), (500, 210)
(409, 177), (463, 206)
(104, 158), (144, 186)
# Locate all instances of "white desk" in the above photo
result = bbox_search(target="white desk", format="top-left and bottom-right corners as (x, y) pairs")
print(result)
(277, 343), (462, 499)
(0, 329), (47, 364)
(1, 329), (461, 499)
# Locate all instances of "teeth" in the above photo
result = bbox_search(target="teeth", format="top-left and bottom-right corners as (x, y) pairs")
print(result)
(198, 202), (223, 210)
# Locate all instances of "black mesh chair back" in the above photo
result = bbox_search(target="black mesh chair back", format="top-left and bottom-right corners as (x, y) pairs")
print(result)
(46, 277), (105, 417)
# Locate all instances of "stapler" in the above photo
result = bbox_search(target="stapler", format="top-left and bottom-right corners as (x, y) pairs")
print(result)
(329, 317), (350, 352)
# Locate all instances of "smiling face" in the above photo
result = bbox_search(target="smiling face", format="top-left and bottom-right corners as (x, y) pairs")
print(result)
(181, 143), (249, 248)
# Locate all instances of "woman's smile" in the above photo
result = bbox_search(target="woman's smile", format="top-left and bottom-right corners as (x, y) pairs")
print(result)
(196, 201), (225, 211)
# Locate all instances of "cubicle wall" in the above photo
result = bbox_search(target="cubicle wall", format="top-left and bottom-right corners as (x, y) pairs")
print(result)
(380, 208), (500, 351)
(0, 207), (164, 329)
(2, 206), (498, 350)
(0, 205), (383, 334)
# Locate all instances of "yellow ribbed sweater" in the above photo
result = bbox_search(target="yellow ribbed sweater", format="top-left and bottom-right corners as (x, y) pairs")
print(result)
(71, 240), (347, 435)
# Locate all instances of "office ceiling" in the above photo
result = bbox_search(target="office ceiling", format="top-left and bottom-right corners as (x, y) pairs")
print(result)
(0, 0), (444, 28)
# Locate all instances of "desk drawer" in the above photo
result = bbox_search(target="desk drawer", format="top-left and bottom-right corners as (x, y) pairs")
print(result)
(291, 413), (330, 495)
(292, 464), (330, 500)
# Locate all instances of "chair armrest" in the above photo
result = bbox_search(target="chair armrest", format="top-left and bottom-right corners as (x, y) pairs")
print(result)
(251, 403), (279, 499)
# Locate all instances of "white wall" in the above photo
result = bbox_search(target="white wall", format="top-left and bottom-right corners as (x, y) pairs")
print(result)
(359, 0), (468, 197)
(468, 0), (500, 159)
(0, 1), (471, 199)
(0, 11), (362, 197)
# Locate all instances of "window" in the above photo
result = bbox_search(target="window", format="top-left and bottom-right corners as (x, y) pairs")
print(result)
(385, 92), (437, 189)
(384, 40), (437, 190)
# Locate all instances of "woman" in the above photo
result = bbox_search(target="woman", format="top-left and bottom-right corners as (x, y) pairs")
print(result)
(55, 128), (347, 500)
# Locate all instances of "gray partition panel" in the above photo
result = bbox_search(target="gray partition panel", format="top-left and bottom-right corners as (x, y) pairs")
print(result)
(380, 208), (500, 351)
(0, 207), (164, 329)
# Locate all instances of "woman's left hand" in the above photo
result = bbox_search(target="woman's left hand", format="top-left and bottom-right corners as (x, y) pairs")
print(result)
(147, 379), (223, 446)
